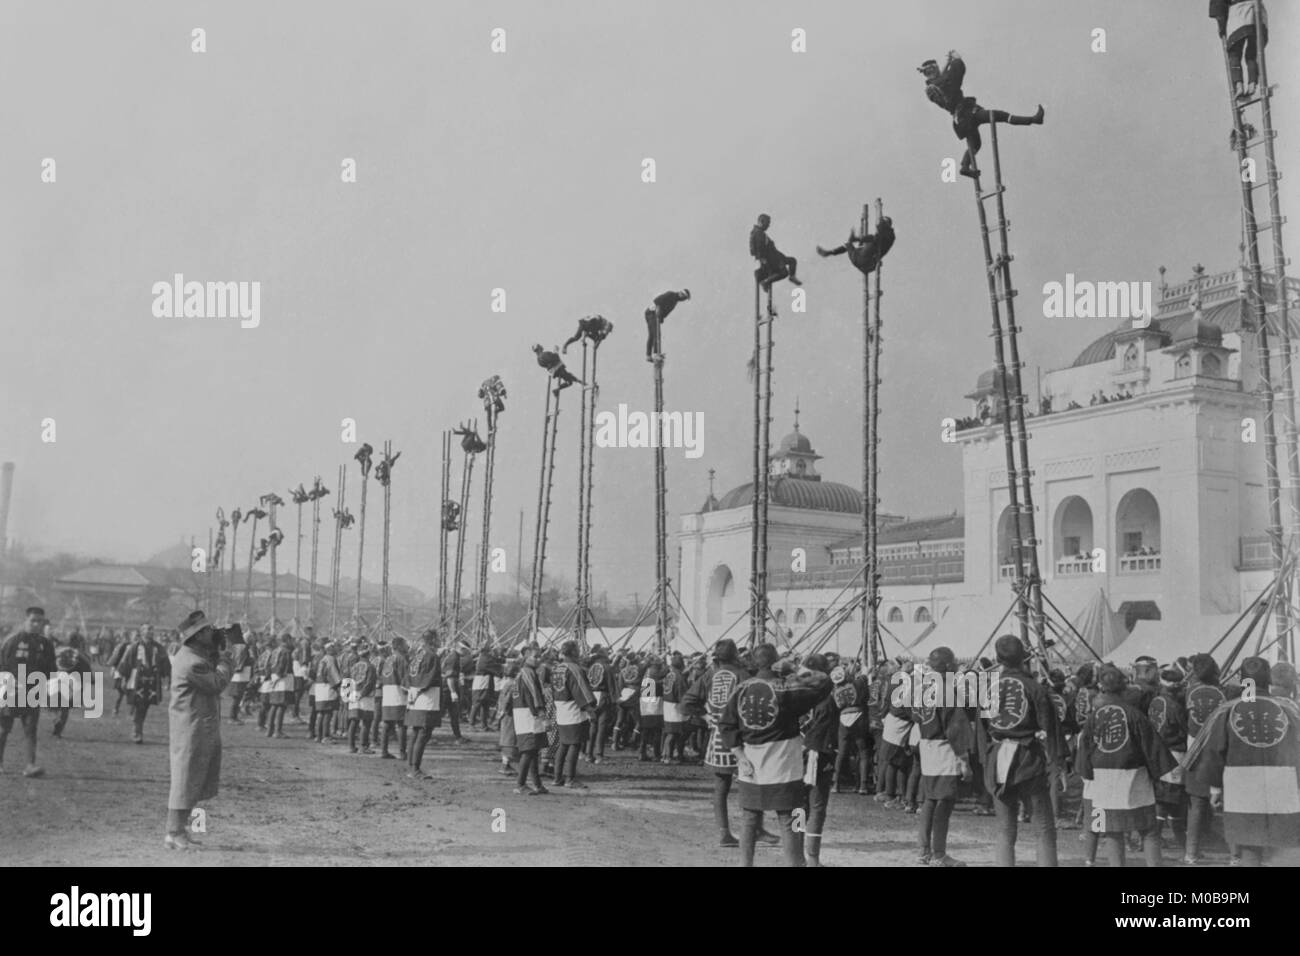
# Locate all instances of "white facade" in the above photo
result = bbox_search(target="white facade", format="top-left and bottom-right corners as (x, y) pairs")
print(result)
(677, 267), (1299, 659)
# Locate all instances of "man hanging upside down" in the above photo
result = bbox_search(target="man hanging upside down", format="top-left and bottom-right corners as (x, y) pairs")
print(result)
(919, 51), (1044, 179)
(533, 344), (583, 394)
(643, 290), (690, 363)
(750, 214), (801, 290)
(817, 216), (895, 276)
(562, 315), (614, 354)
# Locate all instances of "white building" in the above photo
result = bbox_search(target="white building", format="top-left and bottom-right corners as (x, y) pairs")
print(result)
(677, 267), (1300, 662)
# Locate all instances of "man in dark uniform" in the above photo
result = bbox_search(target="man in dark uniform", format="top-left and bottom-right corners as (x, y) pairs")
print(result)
(915, 647), (975, 867)
(1211, 0), (1270, 101)
(979, 634), (1060, 866)
(0, 607), (57, 777)
(643, 289), (690, 362)
(405, 629), (443, 779)
(551, 640), (597, 788)
(683, 639), (762, 847)
(51, 641), (94, 738)
(123, 624), (170, 745)
(719, 643), (831, 867)
(832, 663), (874, 794)
(749, 214), (801, 291)
(800, 653), (840, 866)
(817, 216), (895, 276)
(919, 51), (1044, 178)
(584, 645), (617, 763)
(561, 314), (614, 354)
(533, 344), (583, 394)
(439, 640), (465, 742)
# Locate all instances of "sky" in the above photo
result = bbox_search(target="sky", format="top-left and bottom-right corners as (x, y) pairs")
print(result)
(1, 0), (1297, 602)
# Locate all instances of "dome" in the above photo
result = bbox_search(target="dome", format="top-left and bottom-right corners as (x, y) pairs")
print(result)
(1071, 298), (1253, 368)
(779, 429), (813, 454)
(966, 367), (1007, 399)
(714, 476), (861, 514)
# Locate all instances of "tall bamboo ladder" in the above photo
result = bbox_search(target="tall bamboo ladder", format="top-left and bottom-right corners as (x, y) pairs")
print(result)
(1222, 1), (1296, 660)
(971, 119), (1046, 654)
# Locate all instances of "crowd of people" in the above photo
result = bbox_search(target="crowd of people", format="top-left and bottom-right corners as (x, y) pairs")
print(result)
(3, 601), (1299, 867)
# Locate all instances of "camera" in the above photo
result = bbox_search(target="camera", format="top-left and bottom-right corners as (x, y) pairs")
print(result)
(211, 623), (242, 652)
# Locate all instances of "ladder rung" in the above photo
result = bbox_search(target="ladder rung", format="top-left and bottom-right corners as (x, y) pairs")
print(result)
(980, 187), (1006, 201)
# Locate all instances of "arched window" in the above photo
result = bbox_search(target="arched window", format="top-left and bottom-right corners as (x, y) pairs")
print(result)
(814, 609), (828, 624)
(1175, 353), (1192, 378)
(914, 606), (932, 624)
(887, 606), (904, 623)
(1123, 343), (1140, 370)
(1202, 353), (1222, 377)
(1053, 495), (1095, 572)
(775, 609), (786, 626)
(793, 608), (807, 626)
(1116, 488), (1161, 574)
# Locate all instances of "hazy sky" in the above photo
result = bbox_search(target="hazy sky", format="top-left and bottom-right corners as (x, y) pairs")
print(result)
(2, 0), (1296, 600)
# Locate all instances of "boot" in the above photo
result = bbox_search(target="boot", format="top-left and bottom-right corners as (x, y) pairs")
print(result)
(1008, 105), (1044, 126)
(719, 829), (739, 848)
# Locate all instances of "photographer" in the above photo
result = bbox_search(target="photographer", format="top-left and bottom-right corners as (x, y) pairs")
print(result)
(165, 610), (233, 851)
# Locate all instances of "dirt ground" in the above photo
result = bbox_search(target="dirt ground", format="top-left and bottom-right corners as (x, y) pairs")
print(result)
(3, 669), (1295, 867)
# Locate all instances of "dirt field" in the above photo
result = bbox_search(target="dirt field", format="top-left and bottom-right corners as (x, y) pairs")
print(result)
(3, 670), (1292, 867)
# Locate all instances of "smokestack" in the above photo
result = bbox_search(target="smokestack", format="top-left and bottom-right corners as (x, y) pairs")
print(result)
(0, 462), (13, 558)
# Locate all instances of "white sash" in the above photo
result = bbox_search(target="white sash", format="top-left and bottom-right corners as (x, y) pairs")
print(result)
(514, 707), (543, 735)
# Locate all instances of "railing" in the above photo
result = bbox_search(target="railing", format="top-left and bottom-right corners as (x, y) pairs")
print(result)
(1055, 558), (1094, 576)
(1118, 554), (1161, 574)
(769, 559), (964, 591)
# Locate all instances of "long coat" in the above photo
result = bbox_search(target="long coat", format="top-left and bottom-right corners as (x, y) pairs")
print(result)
(168, 645), (232, 810)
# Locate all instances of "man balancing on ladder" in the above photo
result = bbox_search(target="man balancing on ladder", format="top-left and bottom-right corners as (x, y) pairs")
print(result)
(643, 290), (690, 364)
(561, 314), (614, 354)
(817, 215), (895, 275)
(532, 344), (583, 395)
(750, 214), (802, 295)
(919, 51), (1044, 179)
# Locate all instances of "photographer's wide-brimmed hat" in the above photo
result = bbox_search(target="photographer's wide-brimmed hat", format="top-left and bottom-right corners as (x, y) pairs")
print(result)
(178, 610), (211, 643)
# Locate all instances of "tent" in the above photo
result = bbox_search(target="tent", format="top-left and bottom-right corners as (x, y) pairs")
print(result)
(1109, 613), (1245, 665)
(1069, 588), (1129, 659)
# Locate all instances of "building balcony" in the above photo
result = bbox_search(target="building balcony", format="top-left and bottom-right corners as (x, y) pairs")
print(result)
(1113, 366), (1150, 389)
(1055, 557), (1094, 576)
(1238, 536), (1274, 571)
(1118, 553), (1162, 574)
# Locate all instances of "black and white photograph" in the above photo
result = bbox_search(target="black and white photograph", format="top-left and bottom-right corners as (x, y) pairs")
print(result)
(1, 0), (1297, 907)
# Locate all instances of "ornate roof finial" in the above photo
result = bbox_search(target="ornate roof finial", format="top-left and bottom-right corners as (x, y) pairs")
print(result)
(793, 397), (801, 432)
(707, 468), (716, 496)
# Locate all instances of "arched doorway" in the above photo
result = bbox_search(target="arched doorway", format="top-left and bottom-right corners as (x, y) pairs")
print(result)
(706, 564), (734, 625)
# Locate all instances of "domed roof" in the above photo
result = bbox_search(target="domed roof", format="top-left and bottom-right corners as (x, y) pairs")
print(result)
(1071, 298), (1249, 368)
(715, 476), (861, 514)
(779, 429), (813, 454)
(967, 367), (1007, 397)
